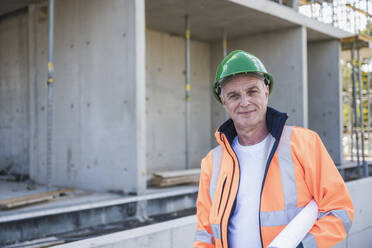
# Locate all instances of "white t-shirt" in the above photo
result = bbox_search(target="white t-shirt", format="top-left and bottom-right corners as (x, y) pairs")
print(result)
(228, 134), (272, 248)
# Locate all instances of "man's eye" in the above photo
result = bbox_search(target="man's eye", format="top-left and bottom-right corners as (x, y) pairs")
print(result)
(229, 94), (239, 100)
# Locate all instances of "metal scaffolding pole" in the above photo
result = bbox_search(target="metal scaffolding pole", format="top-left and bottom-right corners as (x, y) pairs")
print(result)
(332, 0), (336, 26)
(348, 62), (355, 162)
(348, 94), (354, 161)
(222, 28), (227, 58)
(223, 28), (229, 120)
(347, 0), (352, 32)
(353, 0), (357, 33)
(185, 15), (190, 170)
(358, 50), (369, 177)
(368, 58), (371, 157)
(351, 41), (361, 176)
(46, 0), (55, 191)
(367, 0), (369, 23)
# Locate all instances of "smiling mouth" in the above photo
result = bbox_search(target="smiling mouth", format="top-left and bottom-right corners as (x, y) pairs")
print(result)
(238, 110), (256, 115)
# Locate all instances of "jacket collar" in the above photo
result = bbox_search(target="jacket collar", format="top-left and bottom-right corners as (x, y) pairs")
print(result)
(216, 106), (288, 145)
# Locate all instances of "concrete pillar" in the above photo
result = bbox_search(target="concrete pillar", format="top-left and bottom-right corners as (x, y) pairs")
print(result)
(308, 40), (343, 165)
(0, 9), (29, 176)
(146, 29), (211, 173)
(29, 0), (146, 194)
(210, 26), (308, 145)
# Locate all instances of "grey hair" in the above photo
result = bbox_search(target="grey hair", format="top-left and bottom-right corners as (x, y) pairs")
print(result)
(218, 72), (267, 100)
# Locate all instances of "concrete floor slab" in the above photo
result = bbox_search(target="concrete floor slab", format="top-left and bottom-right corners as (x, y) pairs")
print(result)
(0, 180), (198, 245)
(146, 0), (351, 42)
(56, 215), (197, 248)
(0, 180), (198, 223)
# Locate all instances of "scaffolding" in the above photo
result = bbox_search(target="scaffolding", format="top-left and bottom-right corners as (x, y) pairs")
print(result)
(341, 35), (370, 177)
(272, 0), (372, 34)
(272, 0), (371, 176)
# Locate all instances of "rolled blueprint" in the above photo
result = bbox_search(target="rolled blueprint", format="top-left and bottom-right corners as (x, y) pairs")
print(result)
(267, 199), (319, 248)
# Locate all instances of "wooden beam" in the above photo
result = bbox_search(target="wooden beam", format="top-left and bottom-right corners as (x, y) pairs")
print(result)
(345, 3), (372, 18)
(152, 169), (200, 178)
(4, 236), (65, 248)
(341, 35), (372, 50)
(151, 169), (200, 187)
(299, 0), (333, 6)
(0, 188), (76, 210)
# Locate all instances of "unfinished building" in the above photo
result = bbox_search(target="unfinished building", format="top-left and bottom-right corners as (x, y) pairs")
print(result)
(0, 0), (371, 247)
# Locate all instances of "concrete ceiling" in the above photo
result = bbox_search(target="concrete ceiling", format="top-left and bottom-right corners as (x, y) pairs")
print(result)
(0, 0), (351, 43)
(146, 0), (352, 42)
(0, 0), (30, 17)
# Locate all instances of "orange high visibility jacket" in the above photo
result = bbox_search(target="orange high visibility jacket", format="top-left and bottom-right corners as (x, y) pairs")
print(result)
(194, 107), (354, 248)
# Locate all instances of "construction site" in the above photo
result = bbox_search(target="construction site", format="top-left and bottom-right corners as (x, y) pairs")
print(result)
(0, 0), (371, 247)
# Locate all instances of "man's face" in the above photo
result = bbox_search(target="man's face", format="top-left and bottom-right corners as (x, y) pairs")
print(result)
(221, 74), (269, 130)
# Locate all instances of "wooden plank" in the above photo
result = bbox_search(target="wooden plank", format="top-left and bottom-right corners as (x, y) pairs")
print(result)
(0, 188), (76, 204)
(28, 240), (65, 248)
(341, 35), (372, 44)
(151, 175), (199, 187)
(299, 0), (332, 6)
(345, 3), (372, 18)
(341, 35), (372, 50)
(151, 169), (200, 187)
(0, 188), (76, 210)
(1, 195), (54, 209)
(3, 236), (65, 248)
(152, 168), (200, 178)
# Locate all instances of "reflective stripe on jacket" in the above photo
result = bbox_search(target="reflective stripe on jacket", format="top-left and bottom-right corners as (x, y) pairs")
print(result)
(194, 107), (354, 248)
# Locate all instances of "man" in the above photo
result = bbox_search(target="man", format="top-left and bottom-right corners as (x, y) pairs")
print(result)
(194, 50), (354, 248)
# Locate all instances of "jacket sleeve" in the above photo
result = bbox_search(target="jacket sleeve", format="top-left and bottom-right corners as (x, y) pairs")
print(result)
(194, 153), (215, 248)
(295, 129), (354, 248)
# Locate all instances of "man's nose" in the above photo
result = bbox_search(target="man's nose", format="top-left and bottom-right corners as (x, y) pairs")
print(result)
(239, 93), (249, 107)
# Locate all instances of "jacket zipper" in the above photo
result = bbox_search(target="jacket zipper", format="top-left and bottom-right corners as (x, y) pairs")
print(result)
(219, 135), (237, 248)
(217, 175), (227, 214)
(258, 138), (279, 248)
(219, 133), (278, 248)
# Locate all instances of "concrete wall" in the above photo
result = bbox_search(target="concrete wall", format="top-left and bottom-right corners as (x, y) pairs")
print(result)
(308, 40), (343, 165)
(0, 9), (29, 175)
(62, 177), (372, 248)
(210, 26), (308, 145)
(28, 0), (146, 193)
(334, 177), (372, 248)
(1, 0), (212, 192)
(146, 29), (211, 173)
(57, 215), (197, 248)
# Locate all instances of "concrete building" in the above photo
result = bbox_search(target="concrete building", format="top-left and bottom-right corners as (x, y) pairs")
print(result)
(0, 0), (350, 193)
(1, 0), (370, 246)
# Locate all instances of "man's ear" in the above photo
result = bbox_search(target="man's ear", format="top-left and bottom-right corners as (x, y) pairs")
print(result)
(265, 84), (269, 99)
(220, 88), (226, 105)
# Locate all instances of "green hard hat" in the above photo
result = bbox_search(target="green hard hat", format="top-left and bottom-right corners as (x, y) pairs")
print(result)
(213, 50), (274, 103)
